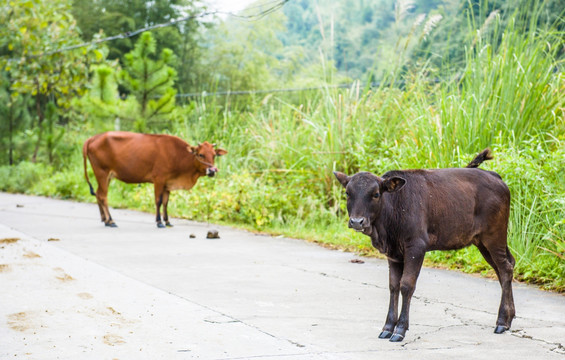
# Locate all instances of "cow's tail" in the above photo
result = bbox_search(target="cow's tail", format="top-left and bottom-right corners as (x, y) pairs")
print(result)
(82, 139), (96, 196)
(466, 148), (493, 168)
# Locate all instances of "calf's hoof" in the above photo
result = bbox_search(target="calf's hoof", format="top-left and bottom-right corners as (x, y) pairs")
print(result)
(389, 333), (405, 342)
(378, 330), (393, 339)
(105, 222), (118, 228)
(157, 222), (166, 228)
(494, 325), (509, 334)
(165, 222), (173, 227)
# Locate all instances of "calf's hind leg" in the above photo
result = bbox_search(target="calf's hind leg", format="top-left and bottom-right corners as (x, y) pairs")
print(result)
(479, 239), (515, 334)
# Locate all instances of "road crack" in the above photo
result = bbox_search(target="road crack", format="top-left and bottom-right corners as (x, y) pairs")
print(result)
(511, 329), (565, 355)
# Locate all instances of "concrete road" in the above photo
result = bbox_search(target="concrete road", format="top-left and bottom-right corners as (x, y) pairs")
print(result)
(0, 192), (564, 360)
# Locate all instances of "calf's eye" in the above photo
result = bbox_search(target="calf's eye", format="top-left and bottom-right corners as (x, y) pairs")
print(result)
(373, 193), (380, 198)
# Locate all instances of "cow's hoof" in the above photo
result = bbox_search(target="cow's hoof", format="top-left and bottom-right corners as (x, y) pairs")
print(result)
(389, 333), (405, 342)
(494, 325), (509, 334)
(378, 330), (393, 339)
(105, 222), (118, 228)
(165, 222), (173, 227)
(157, 222), (166, 228)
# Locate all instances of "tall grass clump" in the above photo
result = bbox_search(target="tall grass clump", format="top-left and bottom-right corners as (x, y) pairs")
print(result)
(398, 4), (564, 167)
(392, 2), (565, 290)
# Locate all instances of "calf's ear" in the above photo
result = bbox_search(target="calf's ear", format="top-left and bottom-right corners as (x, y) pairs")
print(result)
(382, 176), (406, 193)
(215, 148), (228, 156)
(333, 171), (350, 188)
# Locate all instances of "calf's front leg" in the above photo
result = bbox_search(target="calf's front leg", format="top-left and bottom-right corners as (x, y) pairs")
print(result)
(389, 246), (425, 342)
(380, 259), (403, 339)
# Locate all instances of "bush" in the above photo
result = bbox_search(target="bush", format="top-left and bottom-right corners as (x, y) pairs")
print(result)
(0, 162), (51, 193)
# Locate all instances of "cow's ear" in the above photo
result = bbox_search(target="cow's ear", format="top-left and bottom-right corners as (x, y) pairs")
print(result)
(382, 177), (406, 193)
(188, 146), (198, 154)
(215, 148), (227, 156)
(333, 171), (350, 188)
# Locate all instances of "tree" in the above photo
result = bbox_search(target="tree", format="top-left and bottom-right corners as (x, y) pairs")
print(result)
(1, 0), (100, 165)
(119, 32), (178, 131)
(0, 72), (33, 166)
(72, 0), (206, 93)
(73, 60), (139, 132)
(74, 32), (179, 133)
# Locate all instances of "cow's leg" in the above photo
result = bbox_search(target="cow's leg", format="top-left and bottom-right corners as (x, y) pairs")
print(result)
(476, 243), (501, 280)
(92, 172), (107, 223)
(154, 182), (166, 228)
(480, 239), (515, 334)
(390, 245), (425, 342)
(93, 170), (117, 227)
(96, 201), (105, 223)
(162, 190), (173, 227)
(379, 259), (403, 339)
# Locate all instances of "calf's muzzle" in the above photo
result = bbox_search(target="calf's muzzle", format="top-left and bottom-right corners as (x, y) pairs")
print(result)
(348, 217), (371, 234)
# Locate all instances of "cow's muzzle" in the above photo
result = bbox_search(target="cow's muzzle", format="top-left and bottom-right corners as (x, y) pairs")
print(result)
(206, 167), (218, 177)
(348, 217), (372, 235)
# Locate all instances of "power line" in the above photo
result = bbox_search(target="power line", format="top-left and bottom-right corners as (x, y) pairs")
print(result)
(174, 78), (443, 98)
(175, 81), (424, 98)
(230, 0), (290, 20)
(177, 83), (361, 98)
(9, 10), (217, 62)
(4, 0), (290, 63)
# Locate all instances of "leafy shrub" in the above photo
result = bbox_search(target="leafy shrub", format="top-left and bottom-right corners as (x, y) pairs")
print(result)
(30, 166), (93, 200)
(0, 162), (51, 193)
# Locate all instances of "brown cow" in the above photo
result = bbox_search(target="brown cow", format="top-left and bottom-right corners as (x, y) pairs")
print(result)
(334, 149), (514, 342)
(83, 131), (227, 228)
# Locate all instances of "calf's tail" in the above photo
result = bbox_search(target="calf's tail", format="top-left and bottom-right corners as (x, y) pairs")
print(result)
(466, 148), (493, 168)
(82, 139), (96, 196)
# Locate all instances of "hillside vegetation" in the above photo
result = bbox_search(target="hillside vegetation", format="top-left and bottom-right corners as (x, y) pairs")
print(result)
(0, 0), (564, 291)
